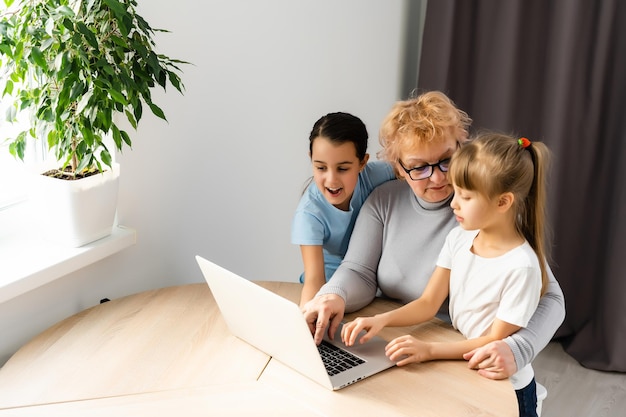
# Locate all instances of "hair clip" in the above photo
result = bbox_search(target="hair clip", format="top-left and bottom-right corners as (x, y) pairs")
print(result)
(518, 137), (531, 148)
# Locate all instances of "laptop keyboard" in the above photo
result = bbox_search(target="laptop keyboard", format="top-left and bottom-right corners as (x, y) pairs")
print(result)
(317, 340), (365, 376)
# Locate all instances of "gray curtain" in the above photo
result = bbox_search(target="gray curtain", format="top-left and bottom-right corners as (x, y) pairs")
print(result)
(414, 0), (626, 372)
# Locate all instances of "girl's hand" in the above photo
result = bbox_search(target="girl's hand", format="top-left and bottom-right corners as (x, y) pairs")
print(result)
(341, 316), (385, 346)
(385, 335), (432, 366)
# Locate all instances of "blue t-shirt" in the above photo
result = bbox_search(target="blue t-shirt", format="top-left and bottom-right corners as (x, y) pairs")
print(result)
(291, 160), (395, 282)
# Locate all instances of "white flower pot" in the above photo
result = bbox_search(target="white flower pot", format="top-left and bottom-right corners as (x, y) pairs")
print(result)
(28, 163), (121, 247)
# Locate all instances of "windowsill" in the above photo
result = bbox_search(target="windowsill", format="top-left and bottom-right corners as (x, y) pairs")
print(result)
(0, 203), (136, 304)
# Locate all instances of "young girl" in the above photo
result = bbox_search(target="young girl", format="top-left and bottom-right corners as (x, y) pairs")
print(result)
(291, 112), (395, 307)
(341, 132), (551, 417)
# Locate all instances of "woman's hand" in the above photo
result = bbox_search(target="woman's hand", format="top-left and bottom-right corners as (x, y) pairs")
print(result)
(301, 294), (346, 345)
(463, 340), (518, 380)
(341, 315), (386, 346)
(385, 335), (432, 366)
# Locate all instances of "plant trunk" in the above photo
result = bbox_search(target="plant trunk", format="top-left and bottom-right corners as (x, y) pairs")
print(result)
(71, 136), (78, 176)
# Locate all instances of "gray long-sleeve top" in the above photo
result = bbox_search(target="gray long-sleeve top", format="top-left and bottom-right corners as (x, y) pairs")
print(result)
(317, 179), (566, 371)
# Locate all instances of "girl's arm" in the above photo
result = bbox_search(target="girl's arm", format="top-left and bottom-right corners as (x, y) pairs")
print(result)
(387, 319), (521, 366)
(380, 266), (451, 326)
(298, 245), (326, 308)
(342, 267), (450, 346)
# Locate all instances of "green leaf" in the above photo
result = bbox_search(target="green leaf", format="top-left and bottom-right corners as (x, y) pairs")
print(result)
(116, 16), (129, 38)
(56, 6), (75, 17)
(140, 87), (152, 103)
(94, 158), (103, 173)
(110, 35), (128, 49)
(46, 130), (58, 150)
(0, 22), (9, 39)
(0, 44), (12, 57)
(76, 154), (92, 173)
(118, 70), (136, 91)
(124, 109), (137, 129)
(108, 88), (128, 105)
(135, 14), (153, 35)
(9, 71), (21, 84)
(18, 97), (31, 112)
(102, 0), (127, 18)
(13, 42), (23, 62)
(76, 22), (99, 49)
(30, 47), (48, 70)
(111, 124), (122, 148)
(134, 99), (143, 122)
(157, 69), (167, 90)
(97, 106), (113, 131)
(146, 51), (162, 82)
(103, 0), (131, 38)
(61, 17), (74, 31)
(76, 138), (87, 155)
(9, 133), (26, 160)
(3, 79), (14, 96)
(84, 128), (95, 147)
(120, 129), (131, 146)
(57, 53), (73, 79)
(102, 64), (116, 77)
(100, 149), (112, 167)
(41, 107), (55, 122)
(57, 83), (72, 111)
(131, 38), (148, 59)
(148, 102), (166, 121)
(167, 71), (183, 93)
(69, 80), (86, 102)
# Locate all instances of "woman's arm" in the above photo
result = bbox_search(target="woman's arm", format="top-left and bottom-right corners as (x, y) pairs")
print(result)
(303, 188), (387, 343)
(503, 265), (565, 369)
(317, 189), (386, 311)
(298, 245), (327, 308)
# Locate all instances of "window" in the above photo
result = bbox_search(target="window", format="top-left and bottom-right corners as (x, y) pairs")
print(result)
(0, 90), (46, 209)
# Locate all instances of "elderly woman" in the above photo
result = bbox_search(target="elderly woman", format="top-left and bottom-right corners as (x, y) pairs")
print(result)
(302, 90), (565, 380)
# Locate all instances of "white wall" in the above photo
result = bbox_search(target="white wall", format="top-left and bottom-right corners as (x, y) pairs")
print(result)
(0, 0), (407, 365)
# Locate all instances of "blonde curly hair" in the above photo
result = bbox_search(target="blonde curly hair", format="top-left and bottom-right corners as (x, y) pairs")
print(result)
(377, 91), (472, 164)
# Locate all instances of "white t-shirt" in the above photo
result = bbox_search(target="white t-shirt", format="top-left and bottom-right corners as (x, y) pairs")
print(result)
(437, 226), (542, 388)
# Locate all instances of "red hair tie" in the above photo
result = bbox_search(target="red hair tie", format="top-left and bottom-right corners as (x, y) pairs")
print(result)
(518, 137), (531, 148)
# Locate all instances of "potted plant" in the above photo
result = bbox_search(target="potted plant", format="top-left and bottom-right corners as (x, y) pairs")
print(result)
(0, 0), (187, 246)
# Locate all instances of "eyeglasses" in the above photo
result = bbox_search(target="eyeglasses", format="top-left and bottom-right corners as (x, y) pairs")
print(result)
(398, 157), (452, 181)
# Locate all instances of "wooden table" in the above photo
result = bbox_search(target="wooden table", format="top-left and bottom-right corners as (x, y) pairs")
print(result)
(0, 282), (517, 416)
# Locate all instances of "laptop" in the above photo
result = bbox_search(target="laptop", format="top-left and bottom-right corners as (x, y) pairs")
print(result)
(195, 255), (395, 390)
